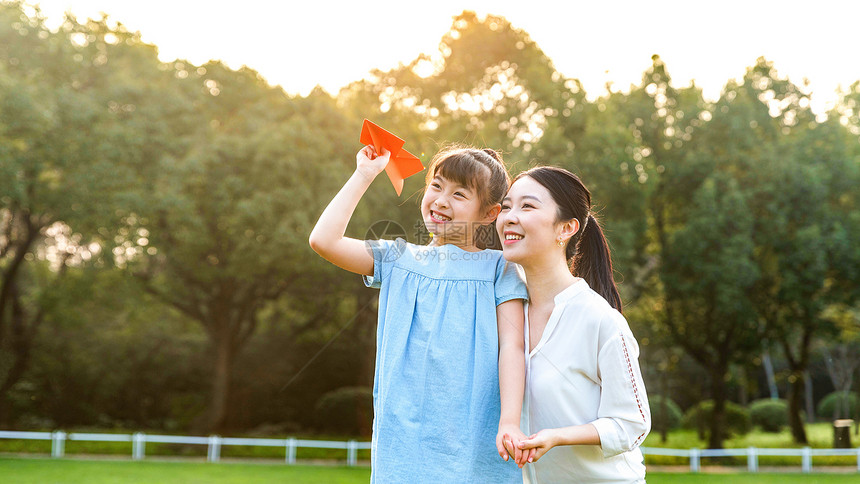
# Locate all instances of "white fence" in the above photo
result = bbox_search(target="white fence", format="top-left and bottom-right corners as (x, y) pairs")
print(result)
(0, 430), (370, 466)
(641, 445), (860, 473)
(1, 430), (860, 473)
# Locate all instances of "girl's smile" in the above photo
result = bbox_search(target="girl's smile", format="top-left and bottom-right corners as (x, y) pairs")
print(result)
(429, 210), (453, 223)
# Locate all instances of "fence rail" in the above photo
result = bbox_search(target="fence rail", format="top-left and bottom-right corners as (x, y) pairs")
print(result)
(0, 430), (369, 466)
(1, 430), (859, 472)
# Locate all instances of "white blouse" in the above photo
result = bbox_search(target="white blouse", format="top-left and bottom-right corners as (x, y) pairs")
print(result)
(522, 279), (650, 484)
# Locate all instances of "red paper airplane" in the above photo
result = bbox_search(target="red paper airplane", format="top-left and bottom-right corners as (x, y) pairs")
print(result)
(360, 119), (424, 195)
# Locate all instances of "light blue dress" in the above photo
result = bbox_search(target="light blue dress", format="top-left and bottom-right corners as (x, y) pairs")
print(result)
(364, 238), (527, 483)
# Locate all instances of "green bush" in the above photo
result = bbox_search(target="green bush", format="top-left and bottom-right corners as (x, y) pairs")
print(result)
(314, 387), (373, 437)
(681, 400), (751, 437)
(749, 398), (789, 432)
(649, 395), (683, 431)
(817, 391), (860, 420)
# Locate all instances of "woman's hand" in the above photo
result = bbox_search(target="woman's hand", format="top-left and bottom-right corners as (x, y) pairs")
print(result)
(518, 428), (560, 463)
(355, 145), (390, 181)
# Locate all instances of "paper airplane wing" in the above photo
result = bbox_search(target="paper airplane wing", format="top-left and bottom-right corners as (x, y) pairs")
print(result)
(359, 119), (424, 195)
(385, 149), (424, 196)
(360, 119), (405, 157)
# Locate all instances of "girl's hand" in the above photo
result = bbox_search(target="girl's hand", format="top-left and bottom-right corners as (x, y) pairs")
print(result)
(518, 428), (559, 463)
(496, 424), (528, 467)
(356, 145), (390, 181)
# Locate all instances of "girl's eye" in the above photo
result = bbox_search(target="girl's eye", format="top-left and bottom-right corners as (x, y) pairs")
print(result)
(454, 192), (466, 198)
(430, 183), (441, 189)
(523, 203), (534, 209)
(500, 204), (510, 211)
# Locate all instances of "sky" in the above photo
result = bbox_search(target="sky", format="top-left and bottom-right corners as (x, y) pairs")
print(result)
(28, 0), (860, 114)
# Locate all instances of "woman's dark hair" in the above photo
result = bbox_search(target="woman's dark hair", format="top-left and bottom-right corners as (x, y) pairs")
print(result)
(426, 147), (510, 249)
(516, 166), (622, 312)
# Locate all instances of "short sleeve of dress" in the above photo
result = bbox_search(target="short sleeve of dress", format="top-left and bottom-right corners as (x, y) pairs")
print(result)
(362, 238), (402, 289)
(493, 255), (528, 306)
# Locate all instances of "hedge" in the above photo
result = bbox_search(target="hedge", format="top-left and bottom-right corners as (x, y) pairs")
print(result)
(314, 386), (373, 437)
(817, 391), (860, 420)
(649, 395), (683, 431)
(749, 398), (789, 432)
(682, 400), (751, 437)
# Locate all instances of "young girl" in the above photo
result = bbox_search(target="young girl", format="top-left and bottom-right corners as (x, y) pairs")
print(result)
(309, 144), (528, 482)
(496, 166), (650, 483)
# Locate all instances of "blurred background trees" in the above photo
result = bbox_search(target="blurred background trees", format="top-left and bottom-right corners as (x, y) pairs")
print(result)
(1, 2), (858, 447)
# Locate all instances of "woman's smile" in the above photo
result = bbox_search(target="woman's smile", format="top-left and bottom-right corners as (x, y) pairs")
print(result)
(502, 231), (524, 244)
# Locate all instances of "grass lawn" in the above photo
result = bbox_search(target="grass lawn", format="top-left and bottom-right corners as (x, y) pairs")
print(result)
(0, 457), (371, 484)
(649, 474), (859, 483)
(1, 457), (858, 483)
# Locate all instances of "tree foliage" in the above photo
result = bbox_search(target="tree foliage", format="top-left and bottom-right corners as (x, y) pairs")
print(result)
(1, 6), (858, 439)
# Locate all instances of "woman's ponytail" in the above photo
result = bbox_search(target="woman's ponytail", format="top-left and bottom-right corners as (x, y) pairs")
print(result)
(572, 214), (622, 313)
(516, 167), (623, 313)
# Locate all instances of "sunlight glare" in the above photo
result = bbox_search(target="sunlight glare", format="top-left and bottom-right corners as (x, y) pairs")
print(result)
(28, 0), (860, 114)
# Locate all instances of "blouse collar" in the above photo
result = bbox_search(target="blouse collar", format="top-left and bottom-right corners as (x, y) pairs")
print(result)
(553, 278), (588, 306)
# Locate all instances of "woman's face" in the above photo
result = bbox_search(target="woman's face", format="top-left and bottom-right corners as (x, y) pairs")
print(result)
(496, 176), (565, 266)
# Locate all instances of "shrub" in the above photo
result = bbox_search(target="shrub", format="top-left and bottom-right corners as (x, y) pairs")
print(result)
(649, 395), (683, 431)
(817, 391), (860, 420)
(748, 398), (789, 432)
(681, 400), (751, 437)
(314, 386), (373, 437)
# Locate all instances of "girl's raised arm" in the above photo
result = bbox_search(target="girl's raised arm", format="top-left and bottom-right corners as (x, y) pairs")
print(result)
(309, 146), (389, 276)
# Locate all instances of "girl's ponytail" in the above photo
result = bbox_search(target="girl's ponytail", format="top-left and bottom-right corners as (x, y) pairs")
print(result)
(572, 214), (622, 313)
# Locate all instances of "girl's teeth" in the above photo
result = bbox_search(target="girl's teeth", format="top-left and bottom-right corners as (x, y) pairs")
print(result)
(506, 234), (523, 240)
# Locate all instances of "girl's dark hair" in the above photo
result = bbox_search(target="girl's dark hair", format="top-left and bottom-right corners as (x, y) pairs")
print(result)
(426, 147), (510, 249)
(516, 166), (623, 313)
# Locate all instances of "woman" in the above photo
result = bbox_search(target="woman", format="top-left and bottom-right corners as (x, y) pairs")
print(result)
(497, 166), (650, 483)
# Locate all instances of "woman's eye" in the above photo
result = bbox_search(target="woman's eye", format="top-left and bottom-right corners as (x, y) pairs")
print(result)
(523, 203), (534, 209)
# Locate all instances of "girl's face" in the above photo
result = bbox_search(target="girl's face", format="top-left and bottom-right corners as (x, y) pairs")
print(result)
(497, 176), (572, 265)
(421, 174), (497, 248)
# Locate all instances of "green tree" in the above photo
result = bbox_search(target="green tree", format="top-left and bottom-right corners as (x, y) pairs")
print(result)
(661, 174), (760, 448)
(0, 3), (173, 425)
(12, 265), (207, 429)
(339, 11), (577, 166)
(743, 60), (860, 443)
(124, 62), (361, 431)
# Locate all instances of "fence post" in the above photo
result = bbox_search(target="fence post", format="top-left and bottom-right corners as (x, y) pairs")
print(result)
(51, 431), (66, 458)
(286, 438), (297, 465)
(690, 448), (700, 473)
(207, 435), (221, 463)
(132, 432), (146, 460)
(747, 447), (758, 472)
(801, 446), (811, 473)
(347, 440), (357, 466)
(856, 446), (860, 473)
